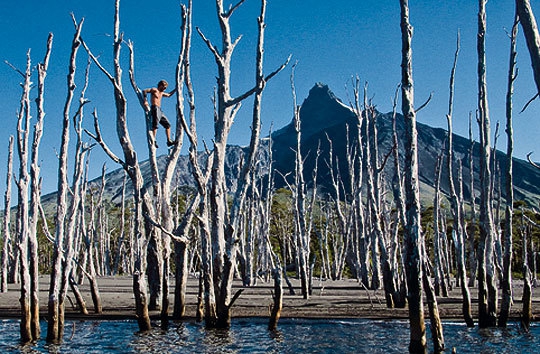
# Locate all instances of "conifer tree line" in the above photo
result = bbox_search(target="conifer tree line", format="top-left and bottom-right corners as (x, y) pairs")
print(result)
(1, 0), (540, 352)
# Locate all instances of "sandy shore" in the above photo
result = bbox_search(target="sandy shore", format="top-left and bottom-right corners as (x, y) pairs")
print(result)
(0, 275), (538, 322)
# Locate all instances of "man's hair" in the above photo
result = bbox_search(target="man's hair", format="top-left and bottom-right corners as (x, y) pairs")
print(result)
(158, 80), (168, 87)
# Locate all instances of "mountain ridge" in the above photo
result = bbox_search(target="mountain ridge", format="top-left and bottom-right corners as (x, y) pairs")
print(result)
(41, 83), (540, 209)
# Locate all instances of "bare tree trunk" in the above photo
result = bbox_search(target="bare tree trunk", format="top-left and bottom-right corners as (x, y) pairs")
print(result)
(28, 33), (53, 340)
(268, 266), (283, 331)
(390, 86), (408, 308)
(422, 260), (444, 353)
(197, 0), (287, 327)
(516, 0), (540, 95)
(1, 137), (14, 293)
(112, 172), (127, 275)
(349, 78), (369, 288)
(82, 0), (152, 331)
(477, 0), (498, 328)
(521, 216), (533, 330)
(400, 1), (428, 352)
(13, 50), (33, 344)
(467, 113), (478, 288)
(499, 13), (518, 328)
(68, 270), (88, 315)
(445, 32), (474, 327)
(433, 151), (447, 297)
(365, 101), (397, 306)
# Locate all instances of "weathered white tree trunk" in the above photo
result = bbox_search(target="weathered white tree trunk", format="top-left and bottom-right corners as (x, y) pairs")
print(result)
(349, 78), (369, 287)
(83, 0), (152, 331)
(13, 50), (33, 344)
(390, 87), (408, 308)
(47, 19), (85, 342)
(516, 0), (540, 94)
(367, 102), (397, 307)
(499, 14), (518, 328)
(445, 33), (474, 327)
(28, 33), (53, 340)
(433, 151), (447, 297)
(476, 0), (498, 328)
(520, 210), (533, 330)
(198, 0), (288, 327)
(399, 1), (429, 352)
(467, 114), (478, 288)
(0, 137), (14, 294)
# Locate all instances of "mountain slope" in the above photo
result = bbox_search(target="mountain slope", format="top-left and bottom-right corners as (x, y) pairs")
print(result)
(42, 83), (540, 208)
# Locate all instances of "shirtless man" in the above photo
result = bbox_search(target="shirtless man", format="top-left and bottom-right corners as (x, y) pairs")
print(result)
(143, 80), (176, 147)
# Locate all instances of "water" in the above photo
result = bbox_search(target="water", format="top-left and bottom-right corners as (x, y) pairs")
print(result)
(0, 318), (537, 353)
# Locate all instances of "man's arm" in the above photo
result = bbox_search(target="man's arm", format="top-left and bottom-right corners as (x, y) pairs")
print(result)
(142, 88), (151, 106)
(163, 87), (178, 97)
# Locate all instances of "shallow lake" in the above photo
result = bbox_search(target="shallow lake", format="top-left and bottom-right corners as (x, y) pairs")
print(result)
(0, 318), (537, 353)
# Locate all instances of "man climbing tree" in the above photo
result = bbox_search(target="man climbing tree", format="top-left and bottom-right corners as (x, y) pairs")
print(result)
(143, 80), (177, 148)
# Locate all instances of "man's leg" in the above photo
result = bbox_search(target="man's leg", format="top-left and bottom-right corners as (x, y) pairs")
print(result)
(152, 129), (158, 148)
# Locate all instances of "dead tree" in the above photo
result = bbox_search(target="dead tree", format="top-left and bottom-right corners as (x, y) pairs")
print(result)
(516, 0), (540, 95)
(400, 0), (428, 352)
(197, 0), (288, 327)
(499, 14), (519, 328)
(325, 138), (348, 280)
(476, 0), (498, 328)
(82, 0), (153, 331)
(28, 33), (53, 340)
(126, 0), (193, 320)
(467, 113), (478, 288)
(348, 77), (369, 288)
(78, 166), (102, 314)
(364, 96), (398, 307)
(445, 32), (474, 327)
(390, 86), (408, 308)
(290, 64), (311, 299)
(13, 49), (34, 344)
(433, 150), (448, 298)
(47, 17), (90, 343)
(520, 209), (533, 330)
(0, 136), (14, 293)
(170, 1), (216, 322)
(363, 101), (381, 290)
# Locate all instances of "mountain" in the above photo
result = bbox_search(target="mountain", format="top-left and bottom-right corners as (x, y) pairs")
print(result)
(272, 83), (540, 206)
(42, 83), (540, 209)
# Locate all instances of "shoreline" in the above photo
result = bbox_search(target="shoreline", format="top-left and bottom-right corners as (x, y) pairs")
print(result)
(0, 275), (538, 322)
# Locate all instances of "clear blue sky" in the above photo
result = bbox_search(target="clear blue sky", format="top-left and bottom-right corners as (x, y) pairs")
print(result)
(0, 0), (539, 195)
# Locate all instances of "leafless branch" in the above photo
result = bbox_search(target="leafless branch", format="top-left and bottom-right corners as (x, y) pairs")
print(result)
(415, 91), (433, 113)
(527, 152), (540, 170)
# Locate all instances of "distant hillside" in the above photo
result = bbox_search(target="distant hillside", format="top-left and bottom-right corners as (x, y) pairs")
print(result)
(271, 83), (540, 206)
(42, 83), (540, 209)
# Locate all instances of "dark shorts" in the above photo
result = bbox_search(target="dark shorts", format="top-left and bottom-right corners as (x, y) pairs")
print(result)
(150, 105), (171, 130)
